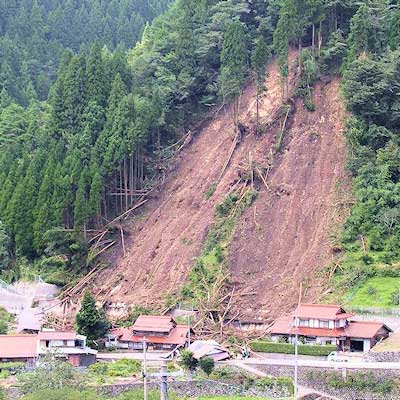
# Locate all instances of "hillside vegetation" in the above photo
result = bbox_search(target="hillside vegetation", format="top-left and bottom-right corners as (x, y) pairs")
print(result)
(0, 0), (399, 317)
(0, 0), (171, 105)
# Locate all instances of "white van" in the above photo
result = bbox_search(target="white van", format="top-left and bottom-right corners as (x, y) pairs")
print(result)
(327, 351), (350, 362)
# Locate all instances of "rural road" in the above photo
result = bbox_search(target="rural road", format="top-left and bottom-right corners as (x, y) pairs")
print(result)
(227, 357), (400, 370)
(98, 352), (400, 370)
(97, 352), (170, 361)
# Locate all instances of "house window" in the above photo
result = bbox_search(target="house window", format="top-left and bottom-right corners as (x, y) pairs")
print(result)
(319, 320), (329, 328)
(132, 342), (143, 350)
(299, 319), (309, 327)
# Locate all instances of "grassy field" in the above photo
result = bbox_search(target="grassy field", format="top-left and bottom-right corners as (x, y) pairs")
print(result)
(345, 276), (400, 308)
(199, 397), (288, 400)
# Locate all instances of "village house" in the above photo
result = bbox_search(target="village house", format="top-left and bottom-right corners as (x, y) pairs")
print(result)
(0, 331), (97, 367)
(106, 315), (190, 351)
(270, 304), (392, 352)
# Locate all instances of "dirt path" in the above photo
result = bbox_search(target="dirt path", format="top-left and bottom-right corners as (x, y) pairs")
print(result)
(229, 78), (349, 320)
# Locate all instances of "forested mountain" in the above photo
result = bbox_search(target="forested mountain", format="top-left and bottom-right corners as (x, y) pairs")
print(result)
(0, 0), (172, 105)
(0, 0), (399, 311)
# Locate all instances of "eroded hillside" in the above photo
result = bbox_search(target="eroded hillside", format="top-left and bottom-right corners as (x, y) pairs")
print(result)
(230, 78), (349, 321)
(94, 54), (349, 320)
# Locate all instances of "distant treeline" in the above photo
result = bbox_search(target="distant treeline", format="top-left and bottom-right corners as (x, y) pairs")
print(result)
(0, 0), (172, 105)
(0, 0), (399, 289)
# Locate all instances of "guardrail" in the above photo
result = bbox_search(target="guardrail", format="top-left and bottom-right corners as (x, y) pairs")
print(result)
(346, 306), (400, 317)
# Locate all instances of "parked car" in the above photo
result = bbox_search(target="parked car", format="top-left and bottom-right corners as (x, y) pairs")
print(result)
(327, 351), (350, 362)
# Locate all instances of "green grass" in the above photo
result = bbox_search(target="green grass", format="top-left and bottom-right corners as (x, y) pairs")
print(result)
(89, 359), (141, 378)
(199, 397), (274, 399)
(345, 276), (400, 308)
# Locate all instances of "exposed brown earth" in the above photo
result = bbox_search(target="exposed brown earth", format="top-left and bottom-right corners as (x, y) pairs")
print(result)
(229, 77), (349, 320)
(93, 52), (349, 321)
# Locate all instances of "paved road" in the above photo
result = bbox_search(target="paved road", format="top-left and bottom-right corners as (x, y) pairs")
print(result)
(227, 357), (400, 370)
(98, 351), (400, 370)
(97, 352), (169, 361)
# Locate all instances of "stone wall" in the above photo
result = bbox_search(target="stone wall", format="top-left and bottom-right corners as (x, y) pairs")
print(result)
(363, 351), (400, 362)
(253, 364), (400, 400)
(7, 379), (291, 399)
(99, 379), (291, 399)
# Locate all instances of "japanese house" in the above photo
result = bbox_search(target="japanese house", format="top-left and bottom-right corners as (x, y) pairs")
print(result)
(107, 315), (190, 351)
(0, 331), (97, 367)
(270, 303), (392, 352)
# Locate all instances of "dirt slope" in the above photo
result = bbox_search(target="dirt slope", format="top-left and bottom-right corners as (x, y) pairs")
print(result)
(94, 53), (348, 320)
(229, 78), (348, 320)
(95, 55), (290, 315)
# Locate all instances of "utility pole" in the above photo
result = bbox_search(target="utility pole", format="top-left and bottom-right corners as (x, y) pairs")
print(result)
(294, 332), (298, 399)
(187, 314), (191, 347)
(294, 283), (302, 399)
(160, 362), (168, 400)
(143, 338), (148, 400)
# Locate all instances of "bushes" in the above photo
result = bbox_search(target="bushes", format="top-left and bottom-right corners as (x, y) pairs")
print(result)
(0, 306), (14, 334)
(89, 359), (141, 377)
(17, 356), (85, 394)
(0, 361), (25, 372)
(181, 189), (257, 302)
(250, 341), (336, 356)
(179, 350), (198, 372)
(256, 376), (294, 395)
(308, 370), (394, 394)
(199, 357), (215, 376)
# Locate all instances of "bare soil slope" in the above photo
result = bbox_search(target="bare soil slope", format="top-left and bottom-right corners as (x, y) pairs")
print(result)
(95, 56), (288, 314)
(95, 54), (348, 320)
(230, 78), (348, 320)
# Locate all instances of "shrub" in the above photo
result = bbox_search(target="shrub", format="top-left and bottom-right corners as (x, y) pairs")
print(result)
(199, 357), (215, 376)
(0, 361), (25, 371)
(216, 194), (239, 217)
(390, 289), (400, 306)
(256, 376), (293, 395)
(205, 183), (217, 200)
(256, 376), (275, 389)
(366, 285), (377, 296)
(0, 370), (9, 379)
(179, 350), (198, 371)
(108, 359), (141, 377)
(88, 362), (108, 375)
(0, 306), (15, 334)
(309, 370), (395, 394)
(90, 359), (141, 378)
(250, 341), (336, 356)
(210, 366), (238, 380)
(17, 356), (85, 394)
(276, 377), (294, 395)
